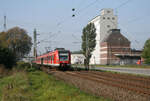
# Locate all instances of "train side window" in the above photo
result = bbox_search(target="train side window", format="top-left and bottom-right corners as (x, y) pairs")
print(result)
(49, 56), (51, 61)
(50, 56), (51, 61)
(52, 55), (54, 61)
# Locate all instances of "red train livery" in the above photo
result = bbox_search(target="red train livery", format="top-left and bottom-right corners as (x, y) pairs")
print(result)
(34, 48), (71, 69)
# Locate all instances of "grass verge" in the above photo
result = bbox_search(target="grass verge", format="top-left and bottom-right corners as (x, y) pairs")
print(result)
(0, 70), (110, 101)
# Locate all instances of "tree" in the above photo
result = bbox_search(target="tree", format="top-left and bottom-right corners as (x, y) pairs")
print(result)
(0, 46), (16, 69)
(81, 23), (96, 70)
(0, 27), (32, 60)
(142, 38), (150, 64)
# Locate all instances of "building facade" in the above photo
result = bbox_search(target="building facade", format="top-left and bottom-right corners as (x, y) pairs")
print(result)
(90, 8), (118, 64)
(100, 29), (131, 65)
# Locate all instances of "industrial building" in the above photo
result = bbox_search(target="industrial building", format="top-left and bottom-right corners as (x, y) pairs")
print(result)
(100, 29), (131, 65)
(89, 8), (141, 65)
(89, 8), (118, 64)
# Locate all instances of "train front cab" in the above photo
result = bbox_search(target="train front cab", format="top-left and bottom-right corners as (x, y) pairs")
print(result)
(58, 50), (71, 70)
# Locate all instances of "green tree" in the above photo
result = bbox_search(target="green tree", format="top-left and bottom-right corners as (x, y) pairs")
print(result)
(142, 38), (150, 64)
(81, 23), (96, 70)
(0, 27), (32, 60)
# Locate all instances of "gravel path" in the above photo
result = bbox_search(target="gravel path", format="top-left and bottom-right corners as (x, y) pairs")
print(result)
(93, 67), (150, 76)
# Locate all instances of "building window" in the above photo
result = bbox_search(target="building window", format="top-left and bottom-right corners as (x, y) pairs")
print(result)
(107, 10), (110, 13)
(107, 17), (110, 20)
(103, 17), (105, 19)
(107, 25), (110, 28)
(112, 17), (115, 20)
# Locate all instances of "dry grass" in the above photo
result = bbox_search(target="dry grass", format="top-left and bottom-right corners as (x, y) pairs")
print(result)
(0, 64), (10, 77)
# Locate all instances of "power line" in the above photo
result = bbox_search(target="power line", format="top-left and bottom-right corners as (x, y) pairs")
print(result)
(76, 0), (88, 11)
(118, 24), (142, 49)
(78, 0), (102, 13)
(114, 0), (133, 16)
(56, 0), (104, 27)
(124, 14), (150, 25)
(115, 0), (133, 10)
(72, 34), (81, 41)
(48, 0), (105, 45)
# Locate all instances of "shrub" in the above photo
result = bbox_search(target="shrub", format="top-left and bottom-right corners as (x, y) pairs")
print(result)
(0, 47), (16, 69)
(16, 62), (39, 72)
(16, 61), (31, 70)
(142, 38), (150, 64)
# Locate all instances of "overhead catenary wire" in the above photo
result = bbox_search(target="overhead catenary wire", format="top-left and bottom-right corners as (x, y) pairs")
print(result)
(124, 14), (150, 25)
(72, 34), (81, 41)
(77, 0), (102, 13)
(54, 0), (105, 48)
(57, 0), (104, 27)
(42, 0), (139, 52)
(69, 0), (105, 43)
(76, 0), (105, 18)
(118, 24), (142, 49)
(115, 0), (134, 10)
(114, 0), (134, 17)
(76, 0), (88, 11)
(107, 17), (141, 49)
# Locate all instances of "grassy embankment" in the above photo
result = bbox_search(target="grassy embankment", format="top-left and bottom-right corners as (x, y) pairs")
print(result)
(0, 70), (110, 101)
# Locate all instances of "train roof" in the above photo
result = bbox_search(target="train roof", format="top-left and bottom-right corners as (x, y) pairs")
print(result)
(55, 48), (65, 51)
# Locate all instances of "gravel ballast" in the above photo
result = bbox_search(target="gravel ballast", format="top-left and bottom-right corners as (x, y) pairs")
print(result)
(50, 71), (150, 101)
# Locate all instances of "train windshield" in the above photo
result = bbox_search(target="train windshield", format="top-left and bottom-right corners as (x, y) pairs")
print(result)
(59, 52), (69, 61)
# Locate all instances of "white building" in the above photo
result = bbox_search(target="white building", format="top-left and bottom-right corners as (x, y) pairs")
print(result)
(71, 53), (85, 64)
(90, 8), (118, 64)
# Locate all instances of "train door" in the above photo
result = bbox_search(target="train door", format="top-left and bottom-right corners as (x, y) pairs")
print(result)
(41, 58), (43, 65)
(48, 56), (50, 65)
(50, 56), (52, 64)
(46, 57), (48, 65)
(52, 55), (54, 64)
(54, 54), (56, 64)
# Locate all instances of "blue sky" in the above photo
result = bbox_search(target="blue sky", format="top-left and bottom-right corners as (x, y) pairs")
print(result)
(0, 0), (150, 54)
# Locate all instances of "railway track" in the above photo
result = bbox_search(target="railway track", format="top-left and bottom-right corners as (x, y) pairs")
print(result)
(81, 71), (150, 89)
(65, 71), (150, 96)
(89, 71), (150, 83)
(41, 66), (150, 96)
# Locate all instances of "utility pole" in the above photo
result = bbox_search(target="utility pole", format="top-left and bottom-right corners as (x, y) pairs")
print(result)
(86, 30), (89, 70)
(33, 29), (37, 58)
(4, 15), (7, 32)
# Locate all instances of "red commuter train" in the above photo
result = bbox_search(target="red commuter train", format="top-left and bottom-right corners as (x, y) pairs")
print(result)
(34, 48), (71, 69)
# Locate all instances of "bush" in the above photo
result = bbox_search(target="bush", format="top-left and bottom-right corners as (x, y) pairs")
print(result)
(142, 38), (150, 64)
(16, 61), (31, 70)
(16, 62), (39, 72)
(0, 47), (16, 69)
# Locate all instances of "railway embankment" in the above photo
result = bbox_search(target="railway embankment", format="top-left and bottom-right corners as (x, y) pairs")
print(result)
(43, 67), (150, 101)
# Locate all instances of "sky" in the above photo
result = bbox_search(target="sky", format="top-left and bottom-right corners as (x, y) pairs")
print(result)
(0, 0), (150, 55)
